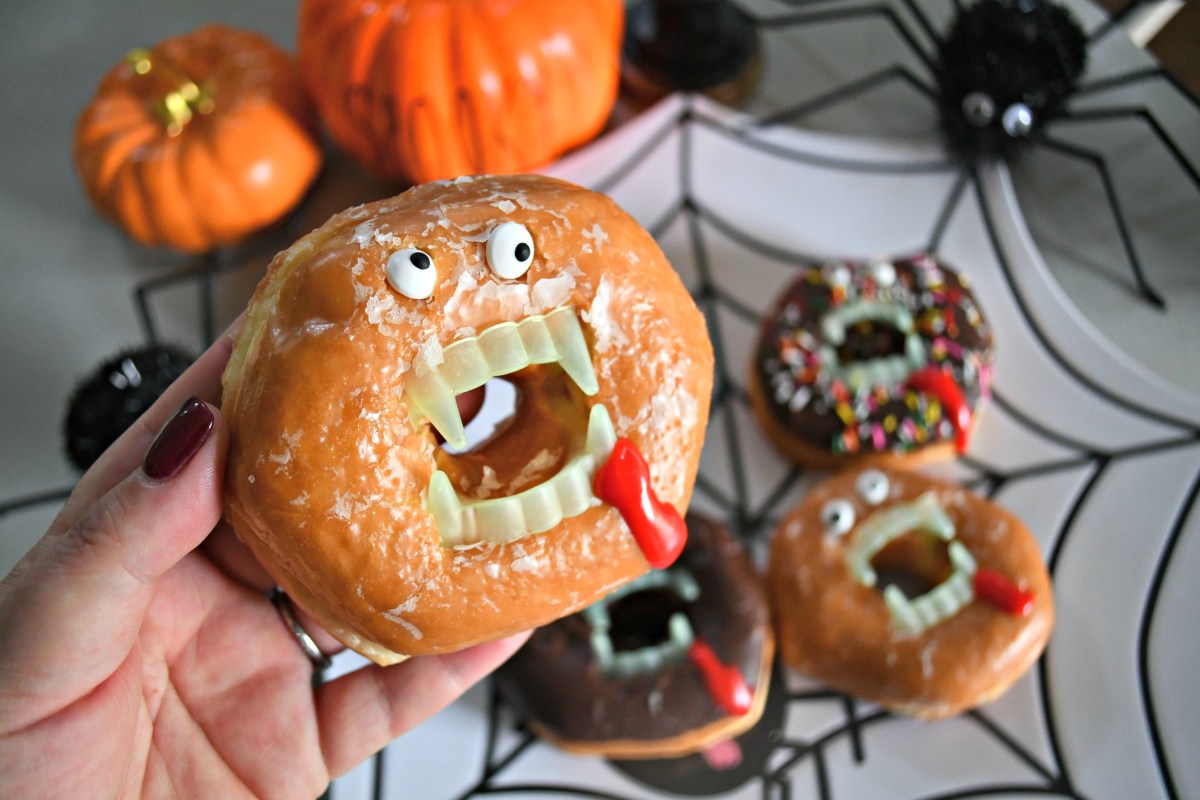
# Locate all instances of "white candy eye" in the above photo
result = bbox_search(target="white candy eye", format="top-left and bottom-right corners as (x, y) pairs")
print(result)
(486, 222), (535, 279)
(386, 248), (437, 300)
(820, 499), (856, 537)
(856, 469), (890, 505)
(868, 260), (896, 287)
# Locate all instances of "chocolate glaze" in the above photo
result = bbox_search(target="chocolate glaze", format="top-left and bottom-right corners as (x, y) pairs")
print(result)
(753, 254), (993, 456)
(496, 514), (770, 748)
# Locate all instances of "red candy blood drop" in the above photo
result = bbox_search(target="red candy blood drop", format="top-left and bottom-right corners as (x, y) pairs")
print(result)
(688, 639), (753, 716)
(973, 569), (1034, 616)
(593, 438), (687, 569)
(905, 365), (973, 453)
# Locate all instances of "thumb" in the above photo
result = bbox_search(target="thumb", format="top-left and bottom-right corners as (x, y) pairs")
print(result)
(0, 398), (225, 730)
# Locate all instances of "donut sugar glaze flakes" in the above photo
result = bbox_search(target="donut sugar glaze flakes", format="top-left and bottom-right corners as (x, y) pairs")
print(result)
(221, 175), (713, 664)
(768, 467), (1053, 719)
(749, 254), (993, 467)
(496, 514), (774, 758)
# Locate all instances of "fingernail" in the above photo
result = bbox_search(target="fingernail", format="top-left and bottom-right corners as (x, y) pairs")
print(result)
(143, 397), (215, 481)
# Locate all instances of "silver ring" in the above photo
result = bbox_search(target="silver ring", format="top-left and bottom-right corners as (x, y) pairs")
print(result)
(269, 588), (332, 670)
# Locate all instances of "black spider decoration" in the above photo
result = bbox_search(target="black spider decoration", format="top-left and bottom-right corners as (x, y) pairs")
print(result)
(937, 0), (1087, 160)
(63, 344), (195, 470)
(756, 0), (1200, 309)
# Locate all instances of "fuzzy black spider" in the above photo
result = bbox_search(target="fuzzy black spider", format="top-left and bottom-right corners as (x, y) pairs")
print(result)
(753, 0), (1200, 309)
(936, 0), (1087, 160)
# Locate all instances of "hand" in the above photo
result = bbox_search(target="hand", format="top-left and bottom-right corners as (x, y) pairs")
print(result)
(0, 328), (529, 799)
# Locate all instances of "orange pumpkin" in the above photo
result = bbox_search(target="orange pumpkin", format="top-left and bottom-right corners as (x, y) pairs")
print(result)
(298, 0), (623, 183)
(74, 25), (323, 254)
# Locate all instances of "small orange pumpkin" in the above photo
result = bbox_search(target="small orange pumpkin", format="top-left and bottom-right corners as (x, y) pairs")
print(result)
(74, 25), (323, 254)
(298, 0), (623, 183)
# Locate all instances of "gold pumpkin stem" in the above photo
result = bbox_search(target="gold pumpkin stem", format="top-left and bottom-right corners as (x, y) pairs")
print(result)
(125, 47), (215, 137)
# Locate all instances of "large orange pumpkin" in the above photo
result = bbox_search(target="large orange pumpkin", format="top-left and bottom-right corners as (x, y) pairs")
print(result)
(298, 0), (624, 183)
(74, 25), (323, 254)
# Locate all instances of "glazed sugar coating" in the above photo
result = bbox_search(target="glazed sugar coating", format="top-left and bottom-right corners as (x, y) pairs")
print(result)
(768, 467), (1052, 719)
(222, 175), (713, 663)
(749, 254), (993, 468)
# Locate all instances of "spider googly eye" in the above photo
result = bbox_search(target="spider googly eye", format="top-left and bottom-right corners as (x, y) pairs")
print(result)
(868, 260), (896, 287)
(1001, 103), (1034, 137)
(386, 248), (437, 300)
(486, 222), (535, 279)
(962, 91), (996, 127)
(820, 499), (856, 537)
(855, 469), (890, 505)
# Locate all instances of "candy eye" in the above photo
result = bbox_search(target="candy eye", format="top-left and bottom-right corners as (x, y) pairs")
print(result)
(486, 222), (535, 279)
(856, 469), (890, 505)
(820, 499), (856, 536)
(386, 248), (437, 300)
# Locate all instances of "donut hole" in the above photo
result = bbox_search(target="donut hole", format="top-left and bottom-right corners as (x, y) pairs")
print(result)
(440, 378), (516, 454)
(433, 363), (587, 500)
(606, 588), (691, 652)
(837, 319), (908, 364)
(869, 531), (953, 599)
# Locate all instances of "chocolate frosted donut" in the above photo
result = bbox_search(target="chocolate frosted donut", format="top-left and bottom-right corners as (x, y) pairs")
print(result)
(749, 254), (993, 467)
(496, 514), (773, 758)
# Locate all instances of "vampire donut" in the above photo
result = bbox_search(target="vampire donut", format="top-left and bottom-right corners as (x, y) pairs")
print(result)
(222, 175), (714, 663)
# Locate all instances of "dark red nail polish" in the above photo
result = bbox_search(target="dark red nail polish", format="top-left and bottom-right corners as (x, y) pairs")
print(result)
(143, 397), (214, 481)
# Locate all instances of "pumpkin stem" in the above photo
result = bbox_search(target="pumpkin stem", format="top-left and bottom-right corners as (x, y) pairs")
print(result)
(125, 47), (215, 137)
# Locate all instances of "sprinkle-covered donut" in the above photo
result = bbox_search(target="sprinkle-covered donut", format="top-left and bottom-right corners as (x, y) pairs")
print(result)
(768, 467), (1053, 719)
(749, 254), (993, 467)
(496, 514), (774, 758)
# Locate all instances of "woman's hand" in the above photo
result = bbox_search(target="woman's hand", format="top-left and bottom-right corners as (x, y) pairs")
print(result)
(0, 328), (528, 799)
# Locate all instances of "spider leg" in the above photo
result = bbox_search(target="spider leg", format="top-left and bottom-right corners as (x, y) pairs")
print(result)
(927, 166), (971, 253)
(750, 3), (937, 72)
(894, 0), (942, 47)
(1085, 0), (1160, 45)
(1036, 134), (1167, 309)
(1051, 106), (1200, 193)
(1078, 66), (1161, 96)
(772, 0), (943, 44)
(758, 64), (936, 126)
(1077, 66), (1200, 114)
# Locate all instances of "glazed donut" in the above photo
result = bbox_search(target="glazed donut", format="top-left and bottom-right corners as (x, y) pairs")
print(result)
(222, 175), (713, 664)
(749, 254), (993, 468)
(496, 514), (774, 758)
(768, 467), (1053, 719)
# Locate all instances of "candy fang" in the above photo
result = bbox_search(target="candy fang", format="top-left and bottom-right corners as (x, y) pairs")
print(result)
(688, 639), (753, 716)
(593, 438), (687, 569)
